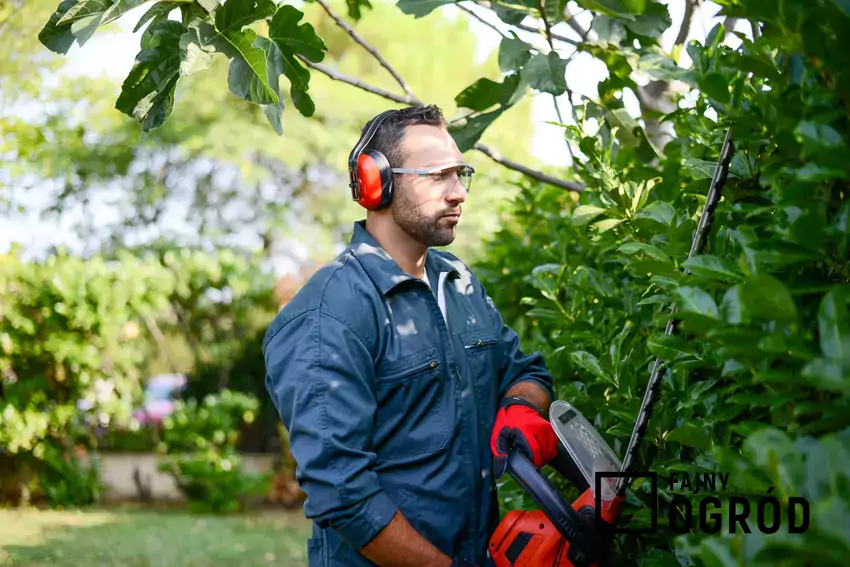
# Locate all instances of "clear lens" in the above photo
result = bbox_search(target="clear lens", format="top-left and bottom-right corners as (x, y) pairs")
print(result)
(457, 166), (473, 192)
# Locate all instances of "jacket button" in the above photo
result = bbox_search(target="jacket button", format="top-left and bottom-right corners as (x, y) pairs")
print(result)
(429, 360), (438, 368)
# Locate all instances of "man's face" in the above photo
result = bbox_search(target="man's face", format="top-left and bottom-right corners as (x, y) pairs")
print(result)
(390, 124), (470, 247)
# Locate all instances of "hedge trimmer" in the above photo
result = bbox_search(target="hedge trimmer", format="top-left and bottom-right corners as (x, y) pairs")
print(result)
(489, 126), (735, 567)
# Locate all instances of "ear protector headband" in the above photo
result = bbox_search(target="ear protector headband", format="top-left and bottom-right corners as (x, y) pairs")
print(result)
(348, 110), (398, 211)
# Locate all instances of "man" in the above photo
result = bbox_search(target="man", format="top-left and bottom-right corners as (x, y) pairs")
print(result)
(263, 105), (559, 567)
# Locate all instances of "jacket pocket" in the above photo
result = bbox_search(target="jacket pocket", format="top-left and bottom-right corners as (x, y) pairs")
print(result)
(376, 346), (441, 386)
(374, 346), (451, 461)
(460, 328), (501, 430)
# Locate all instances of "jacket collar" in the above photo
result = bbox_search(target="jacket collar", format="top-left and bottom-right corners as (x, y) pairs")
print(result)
(348, 220), (459, 295)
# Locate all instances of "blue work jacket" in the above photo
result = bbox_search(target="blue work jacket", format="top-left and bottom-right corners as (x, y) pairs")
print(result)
(263, 220), (554, 566)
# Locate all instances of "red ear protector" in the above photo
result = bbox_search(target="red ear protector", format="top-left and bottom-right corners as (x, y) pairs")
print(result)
(348, 110), (398, 211)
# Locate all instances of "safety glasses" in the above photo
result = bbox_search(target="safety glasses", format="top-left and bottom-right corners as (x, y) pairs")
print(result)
(390, 163), (475, 192)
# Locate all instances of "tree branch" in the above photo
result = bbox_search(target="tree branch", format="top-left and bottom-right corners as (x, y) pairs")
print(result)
(297, 55), (421, 106)
(312, 0), (422, 105)
(472, 0), (583, 44)
(456, 3), (510, 39)
(473, 143), (584, 191)
(562, 5), (589, 41)
(721, 16), (740, 42)
(675, 0), (697, 46)
(538, 0), (556, 52)
(513, 19), (578, 45)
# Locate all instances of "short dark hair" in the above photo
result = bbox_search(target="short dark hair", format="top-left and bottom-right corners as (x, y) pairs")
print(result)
(360, 105), (447, 169)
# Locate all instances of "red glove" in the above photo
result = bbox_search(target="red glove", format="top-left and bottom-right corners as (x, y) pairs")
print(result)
(490, 397), (558, 479)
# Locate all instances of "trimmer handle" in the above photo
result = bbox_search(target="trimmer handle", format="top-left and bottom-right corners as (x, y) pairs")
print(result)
(549, 440), (591, 494)
(505, 448), (594, 553)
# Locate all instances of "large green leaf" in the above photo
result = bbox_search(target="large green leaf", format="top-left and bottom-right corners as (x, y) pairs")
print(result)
(592, 218), (625, 233)
(674, 286), (719, 319)
(346, 0), (373, 19)
(396, 0), (452, 17)
(254, 36), (285, 135)
(818, 286), (850, 360)
(740, 274), (799, 324)
(133, 0), (181, 32)
(101, 0), (153, 24)
(634, 201), (676, 227)
(449, 107), (509, 153)
(214, 0), (279, 105)
(681, 254), (745, 281)
(698, 72), (731, 105)
(498, 34), (533, 74)
(637, 52), (681, 81)
(455, 74), (523, 112)
(225, 30), (277, 103)
(666, 424), (711, 450)
(720, 284), (749, 325)
(648, 333), (695, 360)
(621, 1), (671, 36)
(521, 52), (568, 96)
(682, 158), (720, 180)
(267, 5), (327, 117)
(574, 0), (643, 19)
(179, 23), (216, 76)
(181, 19), (276, 105)
(39, 0), (116, 54)
(609, 321), (634, 379)
(570, 351), (616, 385)
(606, 107), (640, 147)
(38, 0), (80, 54)
(618, 242), (671, 263)
(55, 0), (107, 25)
(490, 3), (528, 25)
(267, 4), (326, 64)
(449, 73), (525, 152)
(216, 0), (276, 32)
(57, 0), (147, 30)
(591, 14), (627, 46)
(115, 20), (185, 131)
(572, 205), (607, 226)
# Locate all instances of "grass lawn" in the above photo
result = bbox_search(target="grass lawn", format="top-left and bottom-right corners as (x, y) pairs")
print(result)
(0, 505), (312, 567)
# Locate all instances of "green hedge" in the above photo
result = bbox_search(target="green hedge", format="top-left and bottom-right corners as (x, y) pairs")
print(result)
(474, 3), (849, 565)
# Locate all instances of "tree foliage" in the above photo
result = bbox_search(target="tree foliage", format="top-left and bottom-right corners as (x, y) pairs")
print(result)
(33, 0), (545, 167)
(5, 0), (535, 266)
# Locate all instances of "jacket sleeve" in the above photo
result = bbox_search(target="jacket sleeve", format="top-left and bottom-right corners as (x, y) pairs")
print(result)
(263, 308), (397, 550)
(478, 281), (555, 402)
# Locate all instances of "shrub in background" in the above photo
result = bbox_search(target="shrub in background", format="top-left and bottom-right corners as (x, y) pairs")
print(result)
(156, 389), (269, 513)
(0, 249), (176, 507)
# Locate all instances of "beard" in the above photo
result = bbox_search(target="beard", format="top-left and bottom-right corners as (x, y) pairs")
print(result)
(391, 183), (457, 247)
